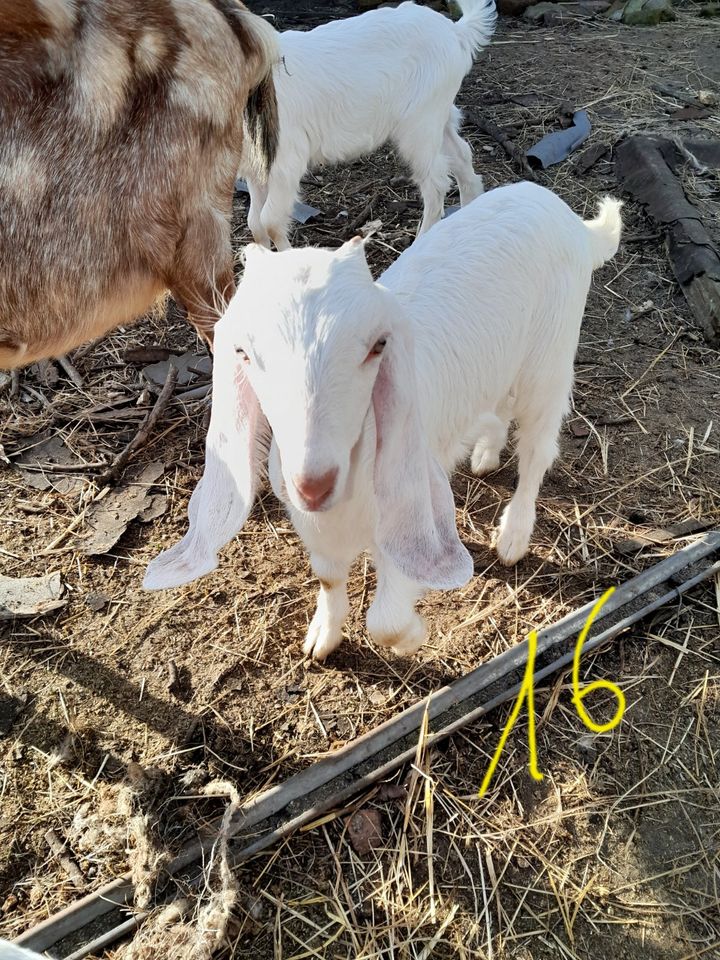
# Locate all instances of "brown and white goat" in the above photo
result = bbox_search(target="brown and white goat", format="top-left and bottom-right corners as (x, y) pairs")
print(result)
(0, 0), (279, 369)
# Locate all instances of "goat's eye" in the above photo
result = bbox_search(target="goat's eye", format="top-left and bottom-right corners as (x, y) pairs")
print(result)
(235, 346), (250, 364)
(368, 337), (387, 359)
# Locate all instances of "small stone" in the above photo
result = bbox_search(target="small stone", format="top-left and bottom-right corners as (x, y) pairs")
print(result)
(85, 591), (110, 612)
(347, 809), (383, 855)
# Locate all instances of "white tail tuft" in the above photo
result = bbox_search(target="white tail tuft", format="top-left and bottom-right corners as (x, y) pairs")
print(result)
(585, 196), (623, 270)
(454, 0), (497, 58)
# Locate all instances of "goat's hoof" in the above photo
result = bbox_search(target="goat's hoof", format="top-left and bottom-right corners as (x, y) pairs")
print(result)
(370, 615), (428, 656)
(471, 445), (500, 477)
(303, 616), (342, 662)
(494, 523), (530, 567)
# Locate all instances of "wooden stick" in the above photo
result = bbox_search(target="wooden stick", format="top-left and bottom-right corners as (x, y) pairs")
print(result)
(57, 355), (85, 391)
(344, 194), (378, 239)
(465, 109), (537, 181)
(96, 364), (179, 487)
(45, 829), (86, 891)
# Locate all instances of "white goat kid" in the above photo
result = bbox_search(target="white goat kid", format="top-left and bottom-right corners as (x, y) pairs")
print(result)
(144, 182), (623, 661)
(240, 0), (496, 250)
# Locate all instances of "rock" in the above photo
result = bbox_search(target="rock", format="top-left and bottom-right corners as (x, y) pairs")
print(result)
(524, 1), (563, 20)
(607, 0), (676, 24)
(0, 692), (28, 737)
(523, 1), (586, 22)
(356, 0), (386, 8)
(85, 591), (111, 612)
(0, 572), (66, 620)
(577, 0), (610, 11)
(347, 809), (383, 855)
(698, 90), (718, 106)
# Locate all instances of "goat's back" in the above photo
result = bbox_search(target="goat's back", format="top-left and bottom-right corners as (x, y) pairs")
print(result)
(381, 182), (600, 459)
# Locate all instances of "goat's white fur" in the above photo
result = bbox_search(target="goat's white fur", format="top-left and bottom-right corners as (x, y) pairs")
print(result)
(239, 0), (496, 250)
(145, 182), (623, 661)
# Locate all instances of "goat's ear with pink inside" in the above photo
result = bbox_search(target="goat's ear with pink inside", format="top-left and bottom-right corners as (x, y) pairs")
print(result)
(143, 325), (267, 590)
(371, 313), (473, 592)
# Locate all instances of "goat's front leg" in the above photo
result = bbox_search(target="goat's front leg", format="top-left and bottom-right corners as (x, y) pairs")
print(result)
(303, 552), (353, 661)
(169, 207), (235, 347)
(290, 506), (364, 661)
(367, 554), (427, 655)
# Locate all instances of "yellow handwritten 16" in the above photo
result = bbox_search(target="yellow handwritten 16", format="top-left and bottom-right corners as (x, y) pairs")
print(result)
(478, 628), (543, 798)
(478, 586), (626, 799)
(572, 586), (625, 734)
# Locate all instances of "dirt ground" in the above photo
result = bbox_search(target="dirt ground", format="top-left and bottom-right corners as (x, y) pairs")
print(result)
(1, 3), (719, 959)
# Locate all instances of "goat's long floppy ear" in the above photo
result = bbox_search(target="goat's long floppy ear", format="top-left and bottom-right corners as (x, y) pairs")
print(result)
(143, 340), (266, 590)
(372, 320), (473, 591)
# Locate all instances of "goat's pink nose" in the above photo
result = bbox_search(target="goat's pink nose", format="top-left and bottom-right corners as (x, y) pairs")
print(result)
(293, 468), (338, 510)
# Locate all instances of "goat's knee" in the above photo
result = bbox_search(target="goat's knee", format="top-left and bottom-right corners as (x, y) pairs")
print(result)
(494, 415), (561, 566)
(260, 175), (299, 251)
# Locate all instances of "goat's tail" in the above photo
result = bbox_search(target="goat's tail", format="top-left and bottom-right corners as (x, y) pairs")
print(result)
(584, 197), (623, 270)
(453, 0), (497, 58)
(211, 1), (280, 180)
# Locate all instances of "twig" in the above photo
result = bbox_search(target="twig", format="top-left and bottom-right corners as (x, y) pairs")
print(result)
(96, 364), (179, 487)
(344, 194), (378, 239)
(652, 82), (700, 109)
(57, 355), (85, 391)
(167, 660), (181, 698)
(45, 828), (86, 891)
(465, 109), (537, 181)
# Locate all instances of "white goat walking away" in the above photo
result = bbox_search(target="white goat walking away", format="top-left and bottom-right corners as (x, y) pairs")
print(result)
(239, 0), (496, 250)
(144, 182), (623, 661)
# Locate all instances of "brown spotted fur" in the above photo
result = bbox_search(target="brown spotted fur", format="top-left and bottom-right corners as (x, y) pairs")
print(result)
(0, 0), (278, 368)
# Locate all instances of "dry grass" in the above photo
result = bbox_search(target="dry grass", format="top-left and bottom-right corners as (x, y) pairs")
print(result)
(1, 6), (720, 959)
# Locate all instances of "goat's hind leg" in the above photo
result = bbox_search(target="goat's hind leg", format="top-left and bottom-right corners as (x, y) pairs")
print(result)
(367, 555), (427, 655)
(444, 106), (484, 207)
(246, 177), (271, 248)
(396, 127), (450, 237)
(259, 158), (306, 251)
